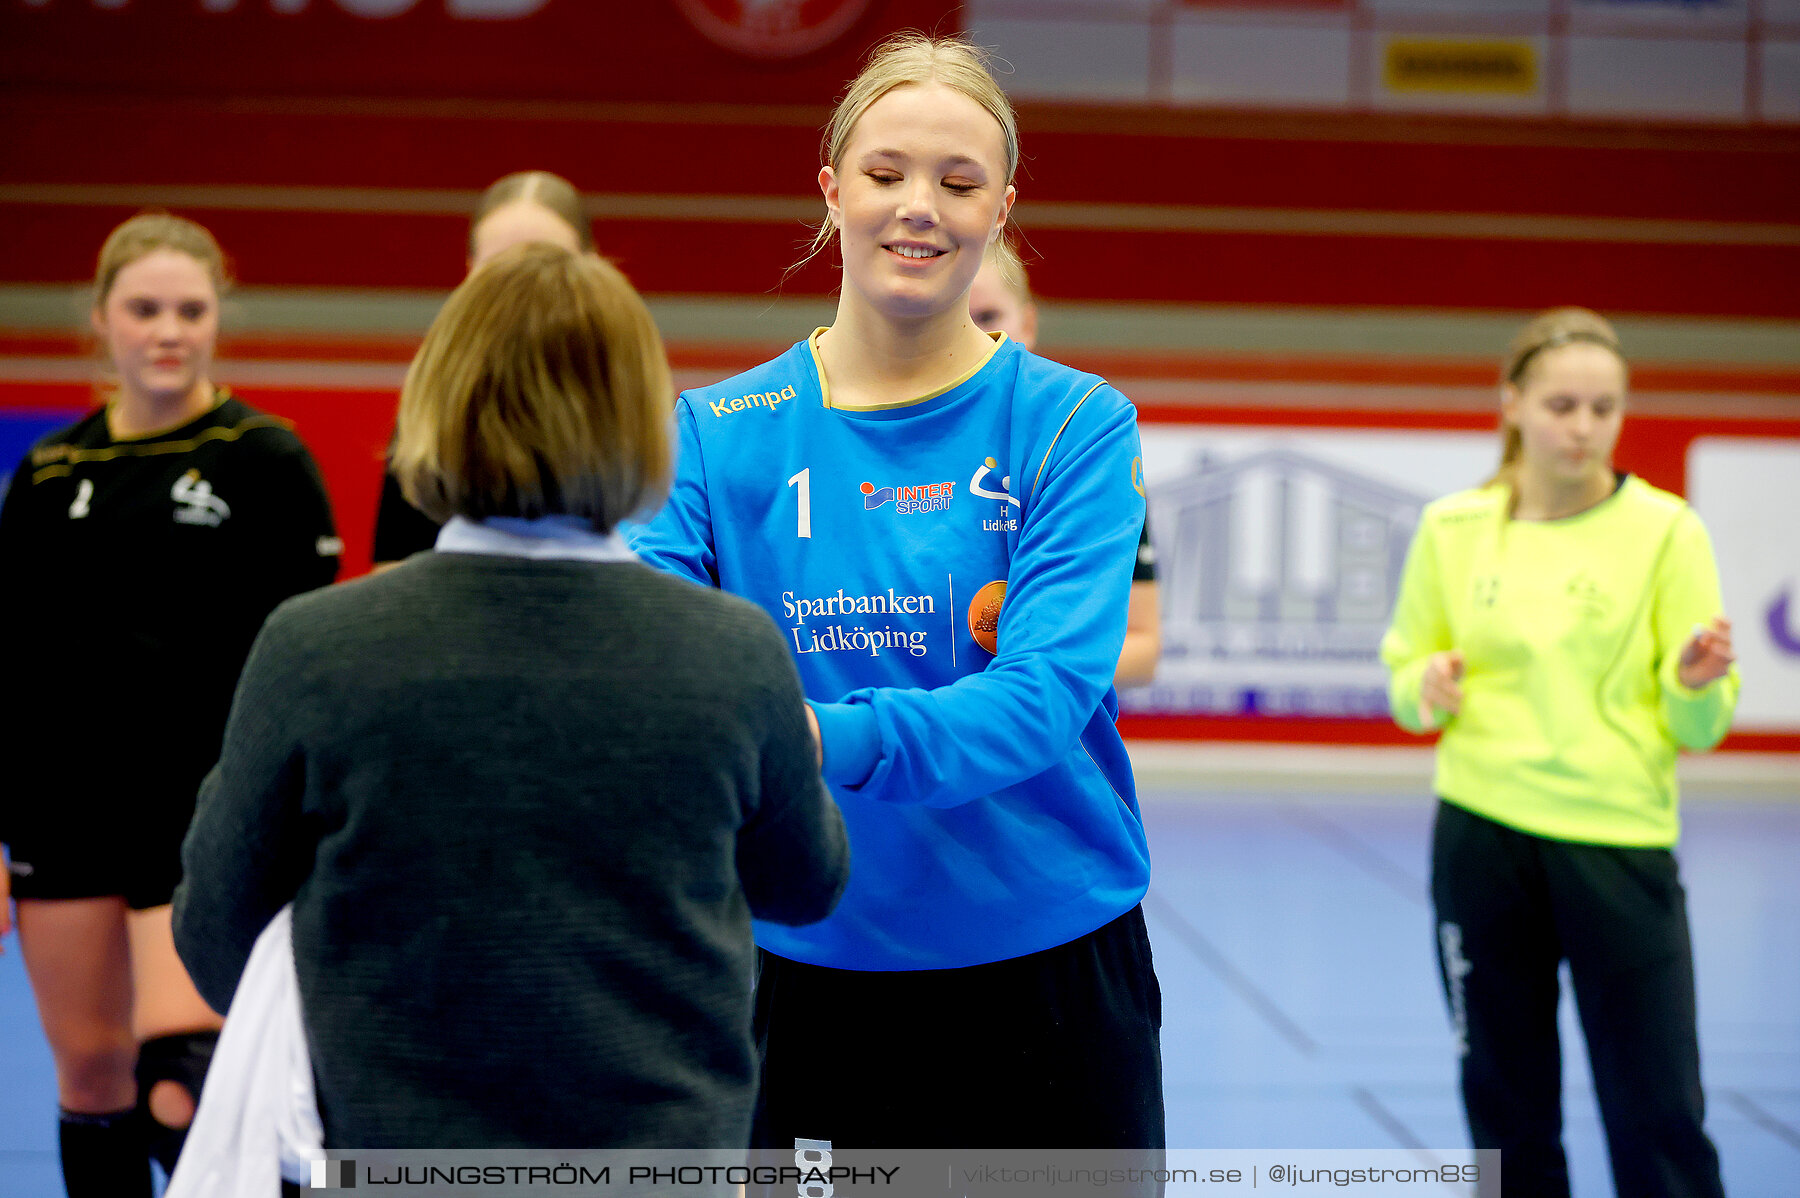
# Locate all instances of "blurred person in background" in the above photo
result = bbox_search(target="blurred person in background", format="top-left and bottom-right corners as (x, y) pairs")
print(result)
(370, 169), (595, 568)
(0, 212), (340, 1196)
(1382, 306), (1737, 1198)
(173, 243), (848, 1151)
(968, 240), (1161, 688)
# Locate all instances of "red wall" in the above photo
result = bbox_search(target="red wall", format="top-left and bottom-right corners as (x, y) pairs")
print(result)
(4, 8), (1798, 315)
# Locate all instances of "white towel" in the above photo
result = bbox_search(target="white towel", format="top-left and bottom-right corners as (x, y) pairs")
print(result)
(166, 905), (325, 1195)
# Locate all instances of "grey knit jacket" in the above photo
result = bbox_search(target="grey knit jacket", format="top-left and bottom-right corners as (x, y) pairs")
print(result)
(174, 552), (847, 1149)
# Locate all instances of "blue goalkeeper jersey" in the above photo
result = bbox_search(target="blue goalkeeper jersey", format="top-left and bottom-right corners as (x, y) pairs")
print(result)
(627, 331), (1150, 971)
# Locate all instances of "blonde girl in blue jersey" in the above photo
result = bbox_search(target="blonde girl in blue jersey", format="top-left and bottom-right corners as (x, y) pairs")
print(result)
(1382, 307), (1737, 1198)
(628, 33), (1162, 1154)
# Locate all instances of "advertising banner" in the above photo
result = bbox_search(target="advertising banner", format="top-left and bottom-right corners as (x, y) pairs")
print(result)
(1689, 438), (1800, 730)
(1128, 425), (1495, 717)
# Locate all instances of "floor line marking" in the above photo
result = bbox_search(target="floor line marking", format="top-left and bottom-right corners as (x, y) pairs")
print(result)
(1284, 803), (1431, 908)
(1722, 1090), (1800, 1153)
(1142, 888), (1321, 1057)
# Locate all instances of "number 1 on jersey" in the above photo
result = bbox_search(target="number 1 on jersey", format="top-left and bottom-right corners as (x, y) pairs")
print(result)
(787, 468), (812, 539)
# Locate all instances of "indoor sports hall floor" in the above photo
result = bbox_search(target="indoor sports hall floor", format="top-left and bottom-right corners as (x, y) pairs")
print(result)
(2, 756), (1795, 1197)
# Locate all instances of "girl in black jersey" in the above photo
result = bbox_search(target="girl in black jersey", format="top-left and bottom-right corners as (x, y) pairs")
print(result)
(0, 213), (339, 1196)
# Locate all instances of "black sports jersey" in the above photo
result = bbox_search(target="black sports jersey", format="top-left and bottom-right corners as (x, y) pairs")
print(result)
(0, 392), (340, 855)
(1134, 518), (1157, 583)
(372, 465), (442, 565)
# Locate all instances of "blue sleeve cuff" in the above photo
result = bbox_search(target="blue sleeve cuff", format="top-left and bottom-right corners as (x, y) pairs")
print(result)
(809, 700), (881, 789)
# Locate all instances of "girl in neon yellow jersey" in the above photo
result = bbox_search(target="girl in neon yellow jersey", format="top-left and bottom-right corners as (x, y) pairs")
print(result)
(1383, 307), (1737, 1198)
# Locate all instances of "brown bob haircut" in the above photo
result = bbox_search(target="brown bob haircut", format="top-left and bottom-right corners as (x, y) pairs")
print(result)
(392, 243), (672, 532)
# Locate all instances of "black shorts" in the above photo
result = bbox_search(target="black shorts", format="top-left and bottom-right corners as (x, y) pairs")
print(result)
(751, 905), (1165, 1151)
(6, 791), (192, 910)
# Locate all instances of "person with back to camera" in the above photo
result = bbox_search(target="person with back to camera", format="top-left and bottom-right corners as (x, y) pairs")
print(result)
(968, 240), (1162, 688)
(627, 33), (1163, 1153)
(0, 212), (340, 1196)
(371, 169), (595, 569)
(172, 242), (850, 1152)
(1381, 306), (1738, 1198)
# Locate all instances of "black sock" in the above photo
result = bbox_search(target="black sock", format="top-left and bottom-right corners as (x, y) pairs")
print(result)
(58, 1106), (152, 1198)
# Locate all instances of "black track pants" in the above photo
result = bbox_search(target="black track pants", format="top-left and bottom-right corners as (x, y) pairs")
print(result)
(1431, 799), (1724, 1198)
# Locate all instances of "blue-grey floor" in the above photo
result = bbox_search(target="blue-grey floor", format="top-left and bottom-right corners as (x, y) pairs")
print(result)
(1139, 788), (1800, 1196)
(2, 789), (1795, 1196)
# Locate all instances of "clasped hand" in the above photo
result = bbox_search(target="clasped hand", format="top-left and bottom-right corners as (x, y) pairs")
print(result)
(1677, 616), (1735, 691)
(1418, 614), (1733, 728)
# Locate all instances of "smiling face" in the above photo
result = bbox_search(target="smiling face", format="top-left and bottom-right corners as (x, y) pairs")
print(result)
(820, 81), (1015, 323)
(470, 199), (585, 271)
(1502, 342), (1627, 492)
(91, 248), (220, 410)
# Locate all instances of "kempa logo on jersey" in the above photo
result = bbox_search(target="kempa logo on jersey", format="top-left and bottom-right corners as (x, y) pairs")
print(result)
(707, 384), (797, 418)
(782, 587), (936, 658)
(860, 479), (956, 514)
(172, 470), (231, 527)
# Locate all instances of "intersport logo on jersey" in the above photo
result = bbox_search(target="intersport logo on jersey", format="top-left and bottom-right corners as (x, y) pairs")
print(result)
(860, 478), (956, 514)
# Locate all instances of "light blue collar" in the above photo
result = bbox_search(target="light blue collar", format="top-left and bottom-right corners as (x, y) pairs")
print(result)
(434, 515), (636, 563)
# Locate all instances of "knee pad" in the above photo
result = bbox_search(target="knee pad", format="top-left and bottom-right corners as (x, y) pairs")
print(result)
(136, 1030), (218, 1173)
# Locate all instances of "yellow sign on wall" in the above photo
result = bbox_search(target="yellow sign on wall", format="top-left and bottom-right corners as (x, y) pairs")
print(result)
(1384, 39), (1539, 95)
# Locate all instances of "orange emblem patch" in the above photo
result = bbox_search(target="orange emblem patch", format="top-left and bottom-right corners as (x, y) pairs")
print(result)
(968, 580), (1007, 655)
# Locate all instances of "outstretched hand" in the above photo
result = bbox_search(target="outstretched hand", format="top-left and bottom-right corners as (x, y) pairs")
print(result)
(1419, 649), (1466, 729)
(1677, 616), (1735, 690)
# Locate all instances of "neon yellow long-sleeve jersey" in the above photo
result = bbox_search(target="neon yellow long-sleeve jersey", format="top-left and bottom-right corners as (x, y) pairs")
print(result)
(1381, 475), (1739, 847)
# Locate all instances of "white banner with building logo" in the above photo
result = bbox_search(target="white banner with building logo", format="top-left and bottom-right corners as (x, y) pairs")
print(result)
(1688, 438), (1800, 730)
(1128, 425), (1496, 718)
